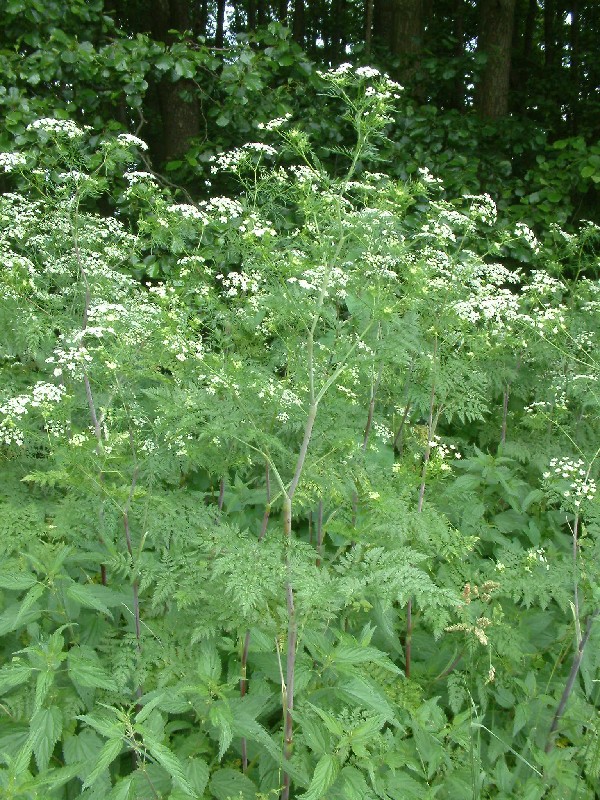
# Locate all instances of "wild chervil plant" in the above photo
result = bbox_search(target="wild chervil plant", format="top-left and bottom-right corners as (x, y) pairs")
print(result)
(0, 66), (599, 799)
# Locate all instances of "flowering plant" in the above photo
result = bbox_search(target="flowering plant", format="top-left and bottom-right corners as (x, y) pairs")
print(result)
(0, 70), (599, 799)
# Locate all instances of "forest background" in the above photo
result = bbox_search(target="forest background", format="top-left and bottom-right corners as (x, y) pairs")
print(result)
(1, 1), (600, 799)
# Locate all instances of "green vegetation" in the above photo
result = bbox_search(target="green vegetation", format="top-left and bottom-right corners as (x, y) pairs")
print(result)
(0, 2), (599, 799)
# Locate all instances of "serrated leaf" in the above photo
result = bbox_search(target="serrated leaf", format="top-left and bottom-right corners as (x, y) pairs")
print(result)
(34, 669), (54, 714)
(66, 583), (119, 617)
(184, 757), (209, 794)
(143, 736), (197, 797)
(107, 775), (135, 800)
(30, 706), (62, 771)
(68, 646), (118, 691)
(0, 571), (37, 591)
(78, 712), (124, 740)
(233, 713), (280, 763)
(299, 753), (340, 800)
(63, 729), (104, 779)
(24, 762), (83, 791)
(82, 737), (123, 789)
(329, 644), (402, 674)
(306, 703), (344, 737)
(338, 677), (397, 723)
(0, 662), (33, 693)
(209, 768), (257, 800)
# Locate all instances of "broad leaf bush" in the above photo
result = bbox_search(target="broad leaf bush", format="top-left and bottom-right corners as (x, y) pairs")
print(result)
(0, 66), (599, 799)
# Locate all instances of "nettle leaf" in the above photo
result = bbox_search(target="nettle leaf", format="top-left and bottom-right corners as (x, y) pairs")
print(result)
(66, 582), (121, 617)
(0, 599), (42, 636)
(0, 570), (37, 591)
(63, 729), (105, 779)
(337, 677), (397, 723)
(107, 775), (135, 800)
(34, 669), (55, 715)
(142, 736), (197, 797)
(209, 767), (258, 800)
(30, 706), (62, 771)
(67, 645), (119, 691)
(82, 737), (123, 789)
(299, 753), (340, 800)
(0, 661), (33, 693)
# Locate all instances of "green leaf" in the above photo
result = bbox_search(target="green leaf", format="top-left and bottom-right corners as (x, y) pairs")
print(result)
(107, 776), (135, 800)
(67, 646), (118, 691)
(34, 669), (54, 714)
(337, 677), (397, 723)
(299, 753), (340, 800)
(30, 706), (62, 771)
(209, 768), (258, 800)
(66, 582), (120, 616)
(82, 737), (123, 789)
(0, 571), (37, 591)
(63, 729), (105, 780)
(0, 662), (33, 693)
(184, 758), (210, 795)
(143, 736), (197, 797)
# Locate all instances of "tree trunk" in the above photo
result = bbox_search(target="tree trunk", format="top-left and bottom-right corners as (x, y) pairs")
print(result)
(215, 0), (226, 47)
(569, 0), (580, 131)
(292, 0), (305, 45)
(365, 0), (375, 56)
(150, 0), (200, 162)
(474, 0), (517, 119)
(544, 0), (557, 70)
(374, 0), (424, 86)
(247, 0), (257, 30)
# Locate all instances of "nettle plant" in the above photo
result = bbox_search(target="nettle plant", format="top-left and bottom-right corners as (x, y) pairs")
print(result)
(0, 66), (599, 800)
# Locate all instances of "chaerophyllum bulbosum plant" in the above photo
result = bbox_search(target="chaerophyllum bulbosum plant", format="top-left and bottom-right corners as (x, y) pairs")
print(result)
(0, 64), (599, 800)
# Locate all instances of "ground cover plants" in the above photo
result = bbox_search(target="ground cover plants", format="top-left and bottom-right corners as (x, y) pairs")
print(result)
(0, 64), (599, 800)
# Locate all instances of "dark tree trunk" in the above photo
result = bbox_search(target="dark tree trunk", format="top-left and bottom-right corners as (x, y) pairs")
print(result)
(257, 0), (267, 26)
(292, 0), (305, 45)
(215, 0), (226, 47)
(475, 0), (517, 119)
(544, 0), (557, 69)
(373, 0), (395, 49)
(278, 0), (289, 23)
(451, 0), (465, 109)
(248, 0), (257, 30)
(365, 0), (375, 56)
(569, 0), (580, 132)
(374, 0), (424, 86)
(150, 0), (200, 162)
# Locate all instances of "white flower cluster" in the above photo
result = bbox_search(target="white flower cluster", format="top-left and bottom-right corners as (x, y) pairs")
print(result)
(117, 133), (149, 151)
(124, 171), (158, 186)
(46, 344), (93, 376)
(453, 288), (521, 326)
(216, 270), (261, 297)
(209, 143), (277, 173)
(372, 421), (392, 443)
(418, 167), (442, 187)
(27, 118), (87, 138)
(0, 382), (67, 446)
(201, 196), (244, 223)
(515, 222), (540, 253)
(166, 203), (205, 220)
(257, 113), (292, 130)
(525, 547), (549, 572)
(0, 152), (27, 172)
(524, 270), (563, 296)
(543, 457), (596, 508)
(464, 193), (497, 225)
(287, 264), (350, 299)
(238, 212), (276, 238)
